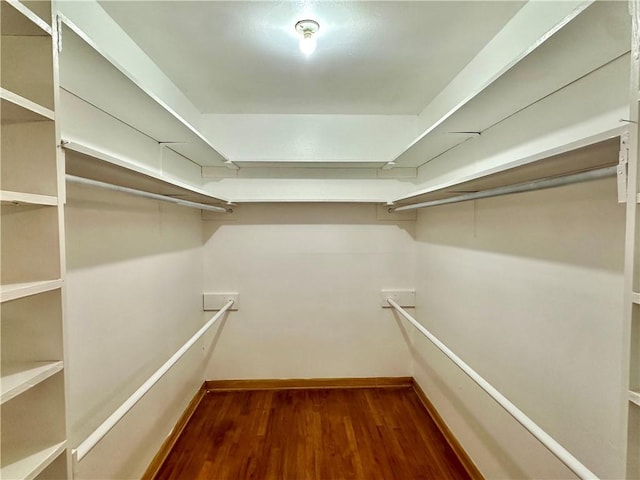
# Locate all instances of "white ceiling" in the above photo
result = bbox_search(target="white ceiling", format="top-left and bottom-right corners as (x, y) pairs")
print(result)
(84, 0), (629, 172)
(98, 1), (525, 115)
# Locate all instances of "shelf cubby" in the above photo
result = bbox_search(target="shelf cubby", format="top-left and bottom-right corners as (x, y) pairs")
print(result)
(1, 33), (54, 110)
(1, 203), (61, 285)
(17, 1), (52, 29)
(0, 0), (51, 36)
(1, 289), (64, 361)
(34, 450), (67, 480)
(0, 373), (66, 480)
(1, 114), (58, 197)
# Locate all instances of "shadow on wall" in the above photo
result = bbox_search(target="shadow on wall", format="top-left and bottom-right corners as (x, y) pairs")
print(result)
(70, 358), (153, 446)
(415, 178), (625, 272)
(202, 202), (417, 242)
(203, 315), (230, 372)
(65, 183), (204, 270)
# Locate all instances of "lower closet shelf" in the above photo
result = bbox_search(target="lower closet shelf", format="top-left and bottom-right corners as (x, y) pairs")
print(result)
(1, 361), (64, 404)
(0, 440), (66, 480)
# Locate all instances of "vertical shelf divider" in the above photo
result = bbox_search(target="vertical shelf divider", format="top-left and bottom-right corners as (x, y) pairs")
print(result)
(623, 1), (640, 478)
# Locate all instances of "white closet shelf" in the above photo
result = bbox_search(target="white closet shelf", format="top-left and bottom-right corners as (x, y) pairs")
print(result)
(1, 441), (66, 480)
(60, 20), (229, 168)
(1, 88), (55, 124)
(391, 134), (622, 207)
(1, 361), (63, 405)
(630, 390), (640, 407)
(0, 280), (62, 303)
(0, 0), (52, 36)
(1, 190), (57, 206)
(63, 141), (231, 207)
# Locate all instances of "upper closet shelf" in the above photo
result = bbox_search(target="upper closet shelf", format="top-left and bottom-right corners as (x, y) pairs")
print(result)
(1, 88), (54, 123)
(59, 18), (231, 169)
(1, 0), (51, 36)
(391, 132), (623, 208)
(63, 141), (231, 208)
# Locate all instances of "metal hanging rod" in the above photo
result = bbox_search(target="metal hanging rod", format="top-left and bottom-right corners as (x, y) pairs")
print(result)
(391, 165), (617, 212)
(386, 298), (599, 480)
(66, 174), (230, 213)
(73, 299), (235, 464)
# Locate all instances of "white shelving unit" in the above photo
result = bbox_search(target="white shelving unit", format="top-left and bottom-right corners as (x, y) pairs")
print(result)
(58, 18), (231, 185)
(1, 0), (68, 478)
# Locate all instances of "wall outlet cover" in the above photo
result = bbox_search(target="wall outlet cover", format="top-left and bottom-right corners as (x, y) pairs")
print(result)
(380, 289), (415, 308)
(203, 293), (239, 311)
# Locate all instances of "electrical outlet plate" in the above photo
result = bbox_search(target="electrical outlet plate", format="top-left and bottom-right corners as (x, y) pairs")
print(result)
(203, 292), (239, 311)
(380, 289), (415, 308)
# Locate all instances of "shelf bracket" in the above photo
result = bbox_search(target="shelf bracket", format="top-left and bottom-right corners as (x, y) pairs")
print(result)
(618, 131), (630, 203)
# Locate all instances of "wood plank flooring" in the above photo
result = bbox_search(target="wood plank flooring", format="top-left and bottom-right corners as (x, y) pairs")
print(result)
(154, 387), (471, 480)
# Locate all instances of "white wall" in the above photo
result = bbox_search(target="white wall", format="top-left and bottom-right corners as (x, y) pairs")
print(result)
(200, 114), (421, 163)
(410, 178), (627, 479)
(202, 203), (415, 380)
(65, 184), (205, 479)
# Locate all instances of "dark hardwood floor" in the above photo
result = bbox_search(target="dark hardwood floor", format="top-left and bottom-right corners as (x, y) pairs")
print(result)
(154, 387), (471, 480)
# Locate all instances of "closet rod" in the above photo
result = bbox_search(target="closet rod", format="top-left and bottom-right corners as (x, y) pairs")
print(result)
(387, 298), (599, 480)
(391, 165), (617, 212)
(66, 174), (230, 213)
(73, 299), (235, 464)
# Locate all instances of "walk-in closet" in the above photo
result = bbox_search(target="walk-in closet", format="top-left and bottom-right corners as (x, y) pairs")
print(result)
(1, 1), (638, 479)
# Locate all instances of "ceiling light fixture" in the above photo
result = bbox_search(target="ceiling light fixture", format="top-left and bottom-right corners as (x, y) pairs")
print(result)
(295, 19), (320, 56)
